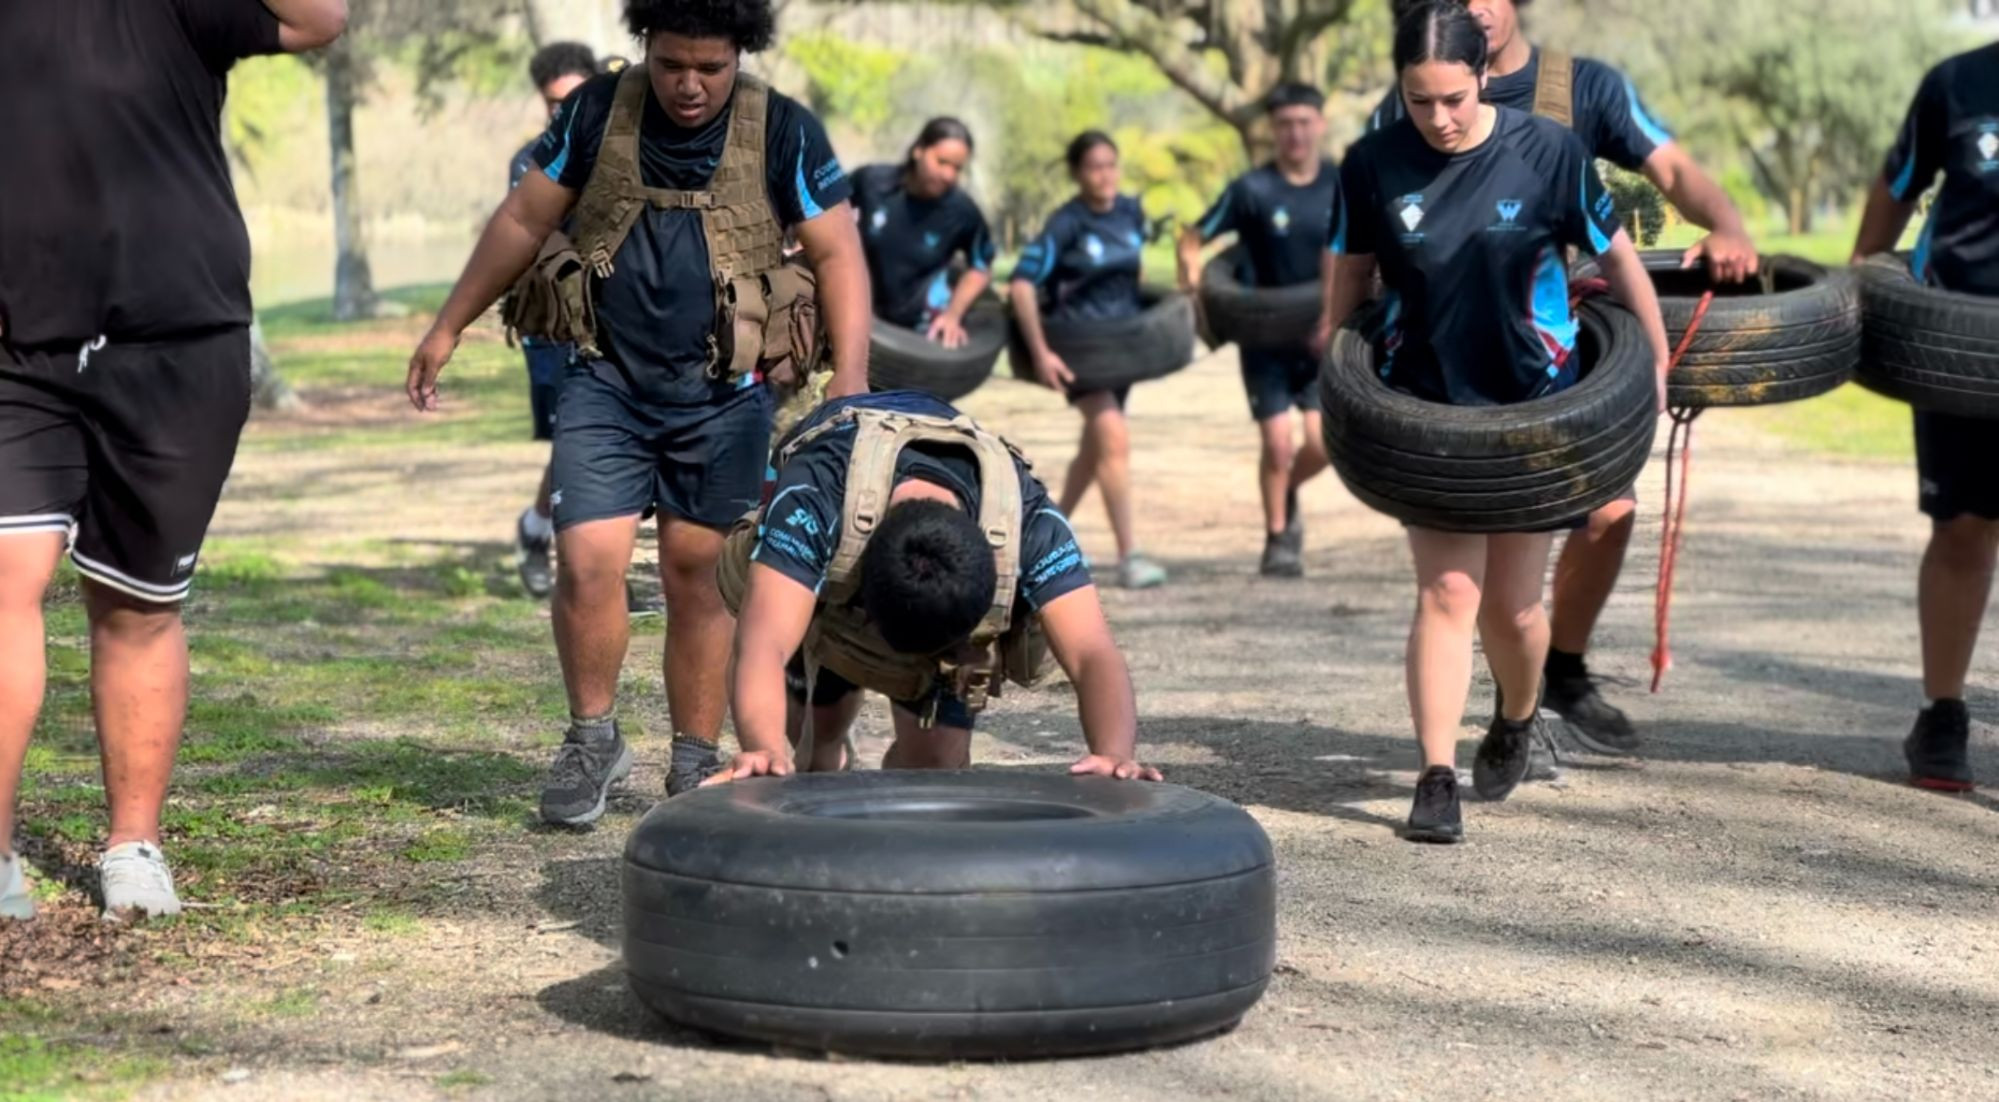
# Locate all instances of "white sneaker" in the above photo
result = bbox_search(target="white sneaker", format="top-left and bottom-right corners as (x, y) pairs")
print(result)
(1, 852), (34, 920)
(99, 841), (181, 921)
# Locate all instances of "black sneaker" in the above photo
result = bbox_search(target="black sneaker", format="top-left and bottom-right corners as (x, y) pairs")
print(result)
(1543, 663), (1641, 755)
(1406, 766), (1464, 844)
(539, 722), (633, 826)
(1283, 487), (1303, 544)
(1473, 714), (1542, 802)
(665, 734), (725, 796)
(1905, 700), (1975, 792)
(1494, 681), (1563, 782)
(515, 512), (554, 599)
(1259, 533), (1303, 578)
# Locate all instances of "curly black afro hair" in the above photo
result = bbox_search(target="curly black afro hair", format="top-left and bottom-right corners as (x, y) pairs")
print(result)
(623, 0), (776, 53)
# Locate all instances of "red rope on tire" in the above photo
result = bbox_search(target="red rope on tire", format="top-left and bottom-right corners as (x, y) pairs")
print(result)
(1649, 290), (1715, 693)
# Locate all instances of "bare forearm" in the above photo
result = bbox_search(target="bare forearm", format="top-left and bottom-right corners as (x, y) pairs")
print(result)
(808, 239), (872, 395)
(1009, 282), (1051, 356)
(1320, 253), (1369, 332)
(434, 202), (553, 337)
(1071, 646), (1140, 761)
(1600, 238), (1671, 374)
(264, 0), (346, 49)
(1646, 151), (1746, 236)
(941, 269), (990, 324)
(1176, 227), (1205, 287)
(729, 643), (795, 759)
(1852, 179), (1917, 261)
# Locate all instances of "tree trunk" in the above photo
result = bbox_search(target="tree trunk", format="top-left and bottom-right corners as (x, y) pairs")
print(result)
(324, 35), (379, 322)
(1787, 185), (1807, 235)
(248, 319), (301, 413)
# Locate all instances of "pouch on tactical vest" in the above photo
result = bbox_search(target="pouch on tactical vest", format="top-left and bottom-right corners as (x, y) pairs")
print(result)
(1532, 48), (1575, 129)
(500, 67), (823, 381)
(716, 408), (1053, 727)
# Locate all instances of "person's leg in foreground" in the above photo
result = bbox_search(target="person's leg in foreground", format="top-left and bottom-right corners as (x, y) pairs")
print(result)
(1544, 494), (1644, 753)
(542, 515), (642, 825)
(1906, 412), (1999, 791)
(0, 532), (64, 920)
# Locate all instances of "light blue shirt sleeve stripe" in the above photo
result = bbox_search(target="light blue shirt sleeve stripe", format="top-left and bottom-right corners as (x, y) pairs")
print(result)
(1623, 78), (1673, 148)
(795, 128), (826, 220)
(1327, 195), (1348, 255)
(1198, 190), (1234, 240)
(1889, 138), (1921, 201)
(541, 102), (581, 181)
(1582, 164), (1612, 256)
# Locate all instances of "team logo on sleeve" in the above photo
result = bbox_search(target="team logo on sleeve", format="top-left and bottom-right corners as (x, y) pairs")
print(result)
(1976, 122), (1999, 173)
(1489, 199), (1526, 233)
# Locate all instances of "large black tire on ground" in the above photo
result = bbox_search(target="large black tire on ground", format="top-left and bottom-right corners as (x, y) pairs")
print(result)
(1007, 289), (1197, 391)
(864, 304), (1007, 401)
(1858, 255), (1999, 419)
(623, 771), (1276, 1059)
(1575, 250), (1858, 408)
(1319, 297), (1659, 532)
(1198, 246), (1321, 351)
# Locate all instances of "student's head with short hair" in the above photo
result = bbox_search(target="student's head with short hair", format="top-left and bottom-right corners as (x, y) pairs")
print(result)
(860, 499), (997, 656)
(906, 117), (975, 201)
(528, 42), (596, 118)
(1393, 1), (1490, 154)
(1264, 83), (1327, 169)
(623, 0), (776, 130)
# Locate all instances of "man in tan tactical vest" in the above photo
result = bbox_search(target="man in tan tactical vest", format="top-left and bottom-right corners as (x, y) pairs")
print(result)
(405, 0), (872, 826)
(706, 391), (1161, 784)
(1366, 0), (1757, 766)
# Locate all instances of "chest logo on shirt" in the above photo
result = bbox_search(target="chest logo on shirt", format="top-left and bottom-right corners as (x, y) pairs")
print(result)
(1271, 206), (1293, 236)
(1397, 194), (1427, 240)
(1085, 234), (1106, 264)
(1490, 199), (1527, 233)
(869, 208), (888, 234)
(924, 230), (941, 250)
(1976, 122), (1999, 173)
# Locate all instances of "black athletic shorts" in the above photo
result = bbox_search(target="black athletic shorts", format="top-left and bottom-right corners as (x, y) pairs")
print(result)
(784, 654), (976, 730)
(522, 342), (571, 443)
(549, 364), (772, 532)
(1241, 347), (1322, 422)
(1916, 410), (1999, 521)
(1067, 384), (1131, 410)
(0, 327), (251, 603)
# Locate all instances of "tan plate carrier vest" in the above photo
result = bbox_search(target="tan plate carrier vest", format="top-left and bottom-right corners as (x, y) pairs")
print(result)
(502, 68), (823, 386)
(1532, 48), (1574, 129)
(717, 408), (1055, 728)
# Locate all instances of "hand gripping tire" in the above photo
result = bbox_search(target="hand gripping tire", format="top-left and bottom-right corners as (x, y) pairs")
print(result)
(622, 771), (1276, 1059)
(1008, 289), (1198, 391)
(1318, 297), (1659, 533)
(1857, 254), (1999, 419)
(1574, 250), (1858, 408)
(1197, 246), (1322, 351)
(864, 302), (1007, 401)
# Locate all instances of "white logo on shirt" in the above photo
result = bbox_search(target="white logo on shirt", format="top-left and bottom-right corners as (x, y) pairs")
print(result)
(1271, 206), (1292, 235)
(1085, 234), (1106, 263)
(1978, 128), (1999, 171)
(869, 208), (888, 233)
(1399, 196), (1425, 232)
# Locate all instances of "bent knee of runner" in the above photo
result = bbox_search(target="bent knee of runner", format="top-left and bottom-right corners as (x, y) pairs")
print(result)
(0, 532), (65, 606)
(1928, 514), (1999, 569)
(1583, 498), (1638, 540)
(1415, 570), (1483, 624)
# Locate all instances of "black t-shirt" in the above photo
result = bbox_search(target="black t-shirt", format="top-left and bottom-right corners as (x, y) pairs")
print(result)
(1339, 108), (1622, 406)
(1884, 43), (1999, 296)
(1196, 161), (1344, 289)
(1369, 48), (1671, 171)
(533, 73), (852, 405)
(753, 391), (1094, 613)
(1010, 196), (1148, 322)
(0, 0), (281, 348)
(852, 164), (998, 329)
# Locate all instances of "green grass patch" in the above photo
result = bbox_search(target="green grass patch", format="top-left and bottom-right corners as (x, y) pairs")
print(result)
(399, 827), (475, 864)
(0, 1031), (167, 1102)
(1755, 386), (1915, 459)
(257, 988), (321, 1018)
(361, 908), (422, 936)
(437, 1069), (494, 1090)
(257, 284), (454, 338)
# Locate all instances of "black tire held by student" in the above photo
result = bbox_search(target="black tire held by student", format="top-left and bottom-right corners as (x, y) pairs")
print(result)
(1857, 254), (1999, 419)
(1574, 249), (1858, 408)
(1319, 296), (1659, 532)
(1007, 289), (1198, 391)
(864, 302), (1007, 401)
(1198, 245), (1323, 351)
(622, 771), (1276, 1059)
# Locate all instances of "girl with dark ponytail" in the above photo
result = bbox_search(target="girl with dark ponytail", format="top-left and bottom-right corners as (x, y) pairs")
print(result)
(1312, 0), (1670, 842)
(848, 117), (998, 347)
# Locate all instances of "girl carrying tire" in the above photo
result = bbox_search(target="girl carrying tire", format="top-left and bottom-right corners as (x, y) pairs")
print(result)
(851, 118), (997, 348)
(1316, 2), (1669, 842)
(1009, 131), (1169, 590)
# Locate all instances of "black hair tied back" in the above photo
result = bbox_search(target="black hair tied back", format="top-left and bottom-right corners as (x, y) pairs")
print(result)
(1392, 0), (1489, 76)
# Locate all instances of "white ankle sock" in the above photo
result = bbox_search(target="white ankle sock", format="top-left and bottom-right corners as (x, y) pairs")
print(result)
(521, 507), (554, 541)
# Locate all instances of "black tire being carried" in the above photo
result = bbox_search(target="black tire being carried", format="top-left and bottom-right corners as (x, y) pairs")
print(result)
(1576, 250), (1858, 408)
(1319, 297), (1659, 533)
(1197, 246), (1321, 351)
(623, 771), (1276, 1059)
(1858, 255), (1999, 419)
(865, 303), (1007, 402)
(1008, 288), (1197, 391)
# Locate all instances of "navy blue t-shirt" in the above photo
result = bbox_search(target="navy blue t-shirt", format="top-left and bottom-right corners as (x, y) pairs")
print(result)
(1369, 48), (1672, 171)
(1885, 43), (1999, 296)
(533, 73), (852, 405)
(852, 164), (998, 329)
(1011, 195), (1148, 322)
(1338, 108), (1622, 406)
(753, 391), (1093, 613)
(1197, 160), (1344, 289)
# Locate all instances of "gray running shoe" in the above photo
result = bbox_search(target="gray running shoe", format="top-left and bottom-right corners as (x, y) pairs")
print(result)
(1283, 486), (1303, 543)
(1118, 552), (1168, 590)
(539, 722), (633, 826)
(1259, 534), (1303, 578)
(665, 734), (725, 797)
(515, 511), (554, 599)
(100, 841), (181, 921)
(1, 853), (34, 920)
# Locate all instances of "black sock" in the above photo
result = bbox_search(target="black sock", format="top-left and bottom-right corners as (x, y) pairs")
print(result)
(1545, 647), (1586, 680)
